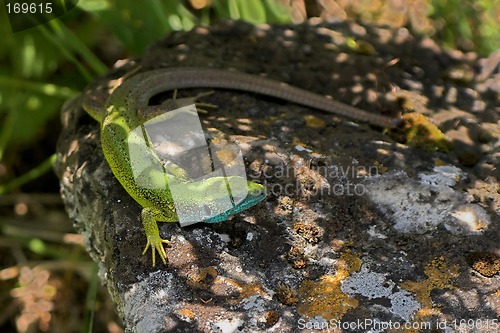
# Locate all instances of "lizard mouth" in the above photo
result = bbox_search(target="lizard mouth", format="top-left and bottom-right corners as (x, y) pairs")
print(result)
(200, 182), (266, 224)
(234, 181), (266, 208)
(225, 181), (266, 213)
(246, 181), (266, 197)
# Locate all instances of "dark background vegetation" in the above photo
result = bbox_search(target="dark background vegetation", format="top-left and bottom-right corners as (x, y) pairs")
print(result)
(0, 0), (498, 332)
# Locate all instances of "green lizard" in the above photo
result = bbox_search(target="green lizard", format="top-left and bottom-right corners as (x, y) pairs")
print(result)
(82, 67), (401, 266)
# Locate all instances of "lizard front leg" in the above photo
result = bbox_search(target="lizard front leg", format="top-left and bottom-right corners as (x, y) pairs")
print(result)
(141, 207), (177, 266)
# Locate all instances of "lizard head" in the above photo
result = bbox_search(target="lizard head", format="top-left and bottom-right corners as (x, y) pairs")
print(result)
(201, 179), (266, 223)
(241, 180), (267, 207)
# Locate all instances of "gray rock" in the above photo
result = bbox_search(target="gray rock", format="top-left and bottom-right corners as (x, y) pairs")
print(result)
(55, 20), (499, 332)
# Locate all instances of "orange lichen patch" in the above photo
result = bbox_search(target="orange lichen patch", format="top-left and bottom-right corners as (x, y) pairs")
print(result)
(330, 239), (349, 252)
(397, 113), (453, 153)
(466, 251), (500, 277)
(177, 308), (196, 321)
(187, 266), (219, 289)
(303, 114), (326, 128)
(223, 279), (269, 303)
(337, 249), (363, 278)
(399, 308), (443, 333)
(293, 222), (322, 244)
(287, 246), (308, 269)
(413, 307), (443, 325)
(297, 250), (362, 320)
(276, 282), (299, 305)
(297, 275), (358, 321)
(415, 307), (443, 317)
(400, 256), (460, 308)
(275, 196), (295, 216)
(263, 310), (280, 327)
(238, 282), (268, 299)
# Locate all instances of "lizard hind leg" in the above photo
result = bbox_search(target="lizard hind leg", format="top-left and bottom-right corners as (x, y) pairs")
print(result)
(172, 90), (217, 114)
(141, 207), (177, 266)
(137, 91), (217, 122)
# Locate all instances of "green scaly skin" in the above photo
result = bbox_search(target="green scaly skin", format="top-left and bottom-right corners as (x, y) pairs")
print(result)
(82, 72), (266, 266)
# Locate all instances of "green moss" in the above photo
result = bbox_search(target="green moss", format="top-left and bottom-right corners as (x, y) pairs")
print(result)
(400, 113), (453, 153)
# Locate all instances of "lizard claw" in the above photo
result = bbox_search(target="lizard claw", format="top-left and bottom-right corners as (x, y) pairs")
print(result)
(142, 236), (171, 267)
